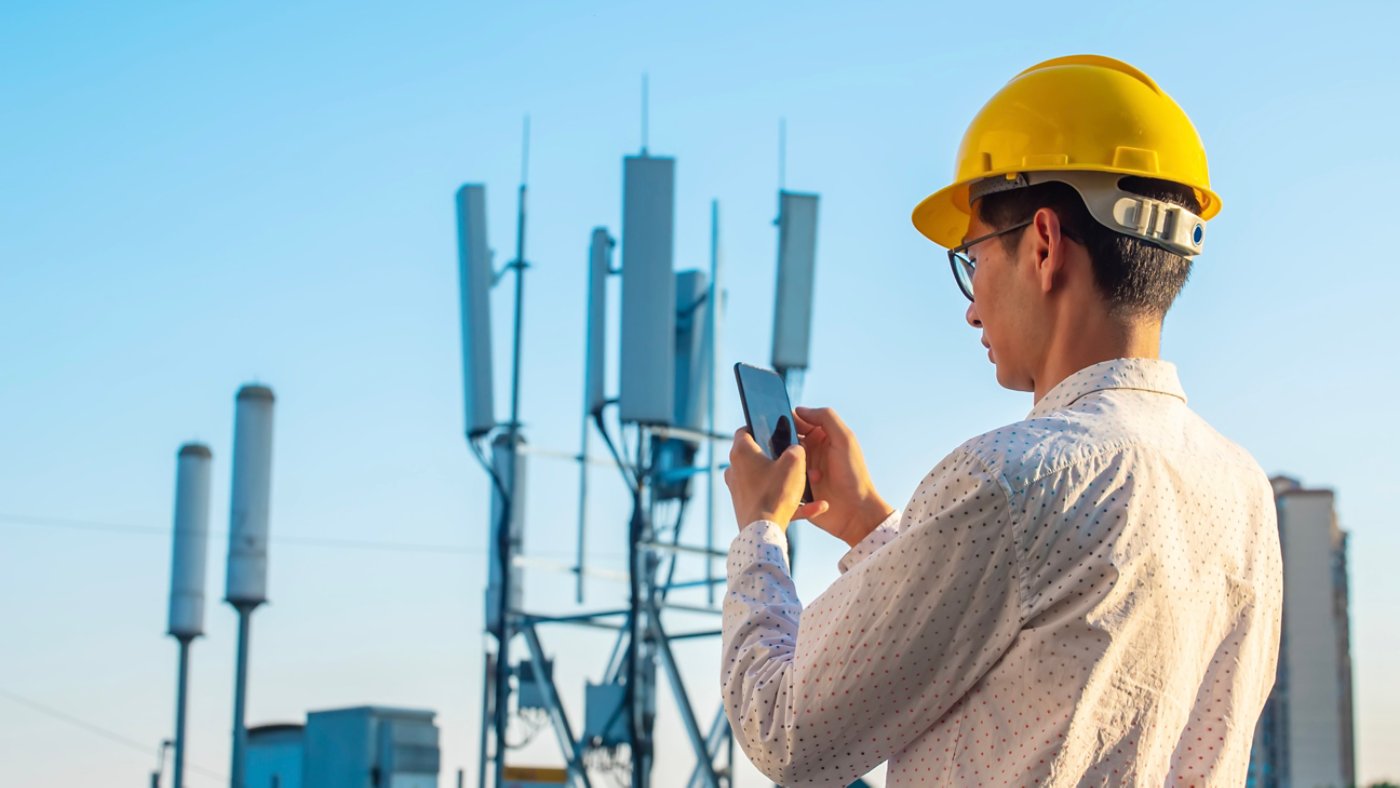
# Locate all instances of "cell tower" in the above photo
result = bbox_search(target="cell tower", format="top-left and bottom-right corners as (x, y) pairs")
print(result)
(225, 384), (276, 788)
(165, 442), (213, 788)
(456, 115), (820, 788)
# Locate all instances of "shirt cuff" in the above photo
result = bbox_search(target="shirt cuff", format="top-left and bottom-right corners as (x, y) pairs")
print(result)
(836, 509), (902, 574)
(728, 520), (791, 574)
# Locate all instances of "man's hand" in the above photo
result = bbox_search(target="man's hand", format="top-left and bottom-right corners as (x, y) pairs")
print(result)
(792, 407), (895, 547)
(724, 427), (829, 531)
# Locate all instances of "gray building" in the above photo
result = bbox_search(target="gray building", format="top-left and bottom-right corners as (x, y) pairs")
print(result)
(1247, 477), (1355, 788)
(245, 705), (440, 788)
(246, 724), (305, 788)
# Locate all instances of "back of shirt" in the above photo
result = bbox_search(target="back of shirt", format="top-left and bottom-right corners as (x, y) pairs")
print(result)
(721, 359), (1283, 787)
(950, 360), (1284, 785)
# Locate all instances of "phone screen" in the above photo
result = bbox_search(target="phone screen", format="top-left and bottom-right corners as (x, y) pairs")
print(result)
(734, 363), (813, 503)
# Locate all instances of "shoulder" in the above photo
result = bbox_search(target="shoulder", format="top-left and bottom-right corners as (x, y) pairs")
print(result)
(956, 392), (1272, 502)
(952, 410), (1107, 496)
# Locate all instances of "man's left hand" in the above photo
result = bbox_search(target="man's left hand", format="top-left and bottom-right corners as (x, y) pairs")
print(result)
(724, 427), (830, 531)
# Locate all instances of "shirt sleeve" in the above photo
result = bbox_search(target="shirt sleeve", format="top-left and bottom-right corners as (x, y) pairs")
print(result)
(836, 509), (902, 574)
(721, 448), (1023, 786)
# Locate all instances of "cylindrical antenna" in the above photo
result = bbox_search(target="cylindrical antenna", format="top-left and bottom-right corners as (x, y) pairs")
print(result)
(641, 73), (650, 155)
(225, 383), (275, 788)
(225, 385), (275, 607)
(166, 442), (212, 788)
(168, 443), (213, 639)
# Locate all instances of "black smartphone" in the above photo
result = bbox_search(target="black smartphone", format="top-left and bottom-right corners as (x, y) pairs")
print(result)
(733, 362), (814, 504)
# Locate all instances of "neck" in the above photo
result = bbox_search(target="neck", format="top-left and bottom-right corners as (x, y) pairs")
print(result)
(1032, 308), (1161, 403)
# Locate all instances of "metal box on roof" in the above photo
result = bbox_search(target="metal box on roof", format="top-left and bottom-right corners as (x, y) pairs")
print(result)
(303, 706), (439, 788)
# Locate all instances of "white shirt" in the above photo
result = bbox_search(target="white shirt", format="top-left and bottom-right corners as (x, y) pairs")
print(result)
(722, 358), (1283, 787)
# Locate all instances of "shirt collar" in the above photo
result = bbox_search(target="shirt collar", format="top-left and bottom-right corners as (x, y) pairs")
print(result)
(1028, 357), (1187, 419)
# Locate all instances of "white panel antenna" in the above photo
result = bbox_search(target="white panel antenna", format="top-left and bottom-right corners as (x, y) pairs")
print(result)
(584, 228), (613, 417)
(771, 191), (820, 373)
(456, 184), (497, 437)
(673, 269), (711, 433)
(619, 155), (676, 425)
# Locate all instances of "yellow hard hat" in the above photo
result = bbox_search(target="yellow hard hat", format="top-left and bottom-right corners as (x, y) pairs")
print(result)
(911, 54), (1221, 251)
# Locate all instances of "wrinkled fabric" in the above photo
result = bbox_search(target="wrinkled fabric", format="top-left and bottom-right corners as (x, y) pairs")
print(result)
(722, 358), (1282, 787)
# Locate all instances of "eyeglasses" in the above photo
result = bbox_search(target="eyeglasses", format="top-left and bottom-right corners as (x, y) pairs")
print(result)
(946, 219), (1033, 302)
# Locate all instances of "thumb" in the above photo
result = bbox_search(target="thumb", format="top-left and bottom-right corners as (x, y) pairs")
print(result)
(781, 444), (806, 468)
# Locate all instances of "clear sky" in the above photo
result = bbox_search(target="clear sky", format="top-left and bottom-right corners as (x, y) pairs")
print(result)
(3, 1), (1397, 785)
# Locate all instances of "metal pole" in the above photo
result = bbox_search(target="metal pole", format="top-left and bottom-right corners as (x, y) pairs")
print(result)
(653, 619), (719, 788)
(575, 417), (590, 604)
(172, 637), (192, 788)
(641, 74), (649, 155)
(520, 624), (593, 788)
(230, 603), (255, 788)
(628, 477), (646, 788)
(778, 118), (787, 192)
(478, 650), (492, 788)
(494, 115), (531, 788)
(781, 368), (798, 572)
(706, 200), (721, 606)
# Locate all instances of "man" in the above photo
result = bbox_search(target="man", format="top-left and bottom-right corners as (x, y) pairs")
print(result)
(721, 55), (1282, 787)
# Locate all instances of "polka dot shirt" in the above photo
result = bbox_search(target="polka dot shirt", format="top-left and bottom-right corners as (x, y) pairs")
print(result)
(722, 358), (1283, 787)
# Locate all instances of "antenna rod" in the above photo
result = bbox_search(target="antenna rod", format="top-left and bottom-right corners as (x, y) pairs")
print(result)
(778, 117), (787, 192)
(521, 115), (530, 186)
(510, 116), (529, 431)
(706, 201), (722, 605)
(493, 114), (531, 788)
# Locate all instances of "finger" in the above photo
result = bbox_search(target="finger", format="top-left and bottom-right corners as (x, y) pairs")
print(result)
(794, 499), (830, 521)
(807, 465), (823, 485)
(792, 411), (817, 434)
(794, 406), (851, 441)
(730, 428), (767, 464)
(798, 425), (827, 450)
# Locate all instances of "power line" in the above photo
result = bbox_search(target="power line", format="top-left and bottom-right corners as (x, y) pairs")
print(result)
(0, 513), (627, 561)
(0, 687), (225, 782)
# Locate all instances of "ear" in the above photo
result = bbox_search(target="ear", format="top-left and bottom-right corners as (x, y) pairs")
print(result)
(1029, 207), (1068, 296)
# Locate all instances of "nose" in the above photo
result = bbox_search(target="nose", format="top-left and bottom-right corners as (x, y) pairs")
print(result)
(965, 301), (982, 329)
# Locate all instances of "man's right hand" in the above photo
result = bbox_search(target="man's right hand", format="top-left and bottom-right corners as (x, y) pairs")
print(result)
(792, 406), (895, 548)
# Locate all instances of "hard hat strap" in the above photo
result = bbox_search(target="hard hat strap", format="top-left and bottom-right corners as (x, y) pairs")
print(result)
(973, 170), (1208, 258)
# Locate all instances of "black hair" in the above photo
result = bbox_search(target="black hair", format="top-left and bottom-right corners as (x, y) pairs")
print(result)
(975, 176), (1202, 318)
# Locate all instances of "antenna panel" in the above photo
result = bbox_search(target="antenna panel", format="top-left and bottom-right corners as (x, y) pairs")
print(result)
(456, 184), (496, 437)
(771, 191), (820, 373)
(619, 156), (676, 425)
(584, 228), (612, 417)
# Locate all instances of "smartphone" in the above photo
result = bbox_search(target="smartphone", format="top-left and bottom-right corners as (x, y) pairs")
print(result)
(733, 362), (814, 503)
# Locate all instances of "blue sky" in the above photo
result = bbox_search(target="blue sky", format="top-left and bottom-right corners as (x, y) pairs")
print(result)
(3, 1), (1397, 785)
